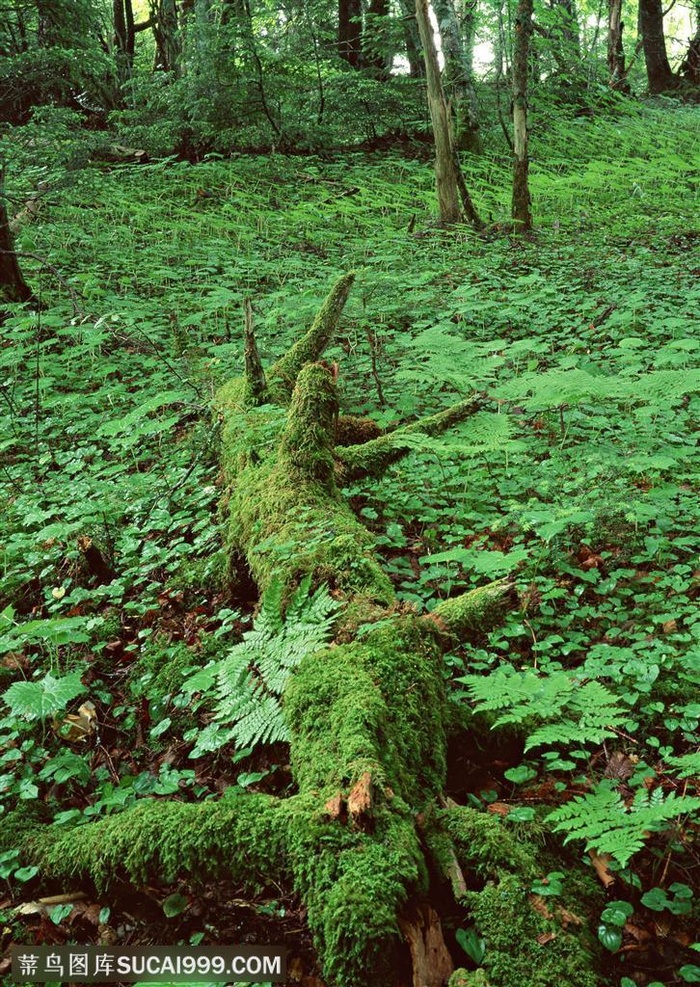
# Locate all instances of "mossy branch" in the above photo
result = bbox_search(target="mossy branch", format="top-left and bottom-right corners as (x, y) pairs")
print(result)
(428, 579), (515, 637)
(336, 395), (483, 482)
(242, 298), (268, 407)
(267, 272), (355, 402)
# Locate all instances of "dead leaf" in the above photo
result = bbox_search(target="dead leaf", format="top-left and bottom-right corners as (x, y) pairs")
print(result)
(589, 850), (615, 888)
(536, 932), (557, 945)
(486, 802), (512, 816)
(15, 902), (48, 917)
(54, 701), (97, 743)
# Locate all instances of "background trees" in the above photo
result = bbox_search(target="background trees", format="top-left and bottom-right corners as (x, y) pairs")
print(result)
(1, 0), (697, 151)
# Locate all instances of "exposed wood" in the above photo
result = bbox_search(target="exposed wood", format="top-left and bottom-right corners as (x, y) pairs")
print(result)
(398, 904), (454, 987)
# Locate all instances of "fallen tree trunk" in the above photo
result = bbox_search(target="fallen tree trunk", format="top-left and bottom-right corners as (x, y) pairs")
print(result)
(2, 275), (601, 987)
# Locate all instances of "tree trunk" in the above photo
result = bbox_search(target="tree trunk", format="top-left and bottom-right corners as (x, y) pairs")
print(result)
(0, 170), (34, 306)
(607, 0), (629, 90)
(415, 0), (483, 226)
(397, 0), (424, 76)
(150, 0), (181, 73)
(639, 0), (675, 92)
(339, 0), (363, 66)
(512, 0), (534, 232)
(363, 0), (393, 76)
(113, 0), (136, 85)
(680, 2), (700, 83)
(431, 0), (482, 153)
(0, 275), (605, 986)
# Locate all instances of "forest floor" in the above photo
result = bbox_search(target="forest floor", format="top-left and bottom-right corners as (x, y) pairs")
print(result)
(1, 96), (700, 987)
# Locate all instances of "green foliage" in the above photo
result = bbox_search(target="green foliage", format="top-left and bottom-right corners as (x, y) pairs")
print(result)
(458, 667), (627, 750)
(184, 577), (339, 756)
(2, 672), (85, 723)
(547, 781), (700, 866)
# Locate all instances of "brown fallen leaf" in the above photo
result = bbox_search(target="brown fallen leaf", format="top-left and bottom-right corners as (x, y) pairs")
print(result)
(589, 850), (616, 888)
(486, 801), (512, 816)
(54, 701), (97, 743)
(536, 932), (557, 945)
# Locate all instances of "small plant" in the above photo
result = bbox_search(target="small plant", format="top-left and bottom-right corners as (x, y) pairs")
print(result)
(597, 899), (633, 952)
(183, 576), (339, 756)
(547, 781), (700, 866)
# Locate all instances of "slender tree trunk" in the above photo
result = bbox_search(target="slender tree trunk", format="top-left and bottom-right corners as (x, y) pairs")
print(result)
(113, 0), (136, 85)
(607, 0), (629, 89)
(639, 0), (675, 91)
(0, 170), (34, 306)
(415, 0), (483, 226)
(512, 0), (534, 231)
(397, 0), (424, 76)
(431, 0), (482, 152)
(339, 0), (362, 66)
(150, 0), (181, 73)
(680, 2), (700, 83)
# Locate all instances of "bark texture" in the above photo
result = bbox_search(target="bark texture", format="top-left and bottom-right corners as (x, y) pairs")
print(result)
(512, 0), (534, 231)
(639, 0), (676, 92)
(415, 0), (483, 227)
(0, 170), (34, 305)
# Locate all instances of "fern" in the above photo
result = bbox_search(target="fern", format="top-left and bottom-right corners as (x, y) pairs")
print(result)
(188, 577), (339, 757)
(547, 781), (700, 866)
(459, 667), (627, 750)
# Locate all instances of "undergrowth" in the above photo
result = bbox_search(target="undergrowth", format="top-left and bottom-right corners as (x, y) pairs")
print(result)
(1, 99), (700, 985)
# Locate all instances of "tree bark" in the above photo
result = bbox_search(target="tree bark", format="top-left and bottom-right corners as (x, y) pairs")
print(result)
(113, 0), (136, 85)
(607, 0), (629, 90)
(0, 170), (34, 306)
(680, 2), (700, 84)
(639, 0), (676, 92)
(512, 0), (534, 232)
(339, 0), (363, 66)
(415, 0), (483, 227)
(150, 0), (181, 73)
(431, 0), (482, 153)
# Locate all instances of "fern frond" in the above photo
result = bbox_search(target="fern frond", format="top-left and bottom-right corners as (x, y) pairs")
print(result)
(202, 580), (340, 753)
(548, 781), (700, 866)
(459, 668), (626, 751)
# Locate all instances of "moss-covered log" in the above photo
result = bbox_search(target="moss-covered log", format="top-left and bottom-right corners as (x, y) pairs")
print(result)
(1, 275), (602, 987)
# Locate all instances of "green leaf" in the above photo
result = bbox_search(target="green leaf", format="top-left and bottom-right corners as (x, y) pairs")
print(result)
(601, 901), (634, 927)
(597, 924), (622, 952)
(455, 926), (486, 965)
(162, 893), (189, 918)
(3, 672), (86, 721)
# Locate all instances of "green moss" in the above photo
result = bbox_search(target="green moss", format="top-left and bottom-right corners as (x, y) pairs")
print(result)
(431, 580), (513, 638)
(439, 805), (538, 879)
(285, 800), (426, 987)
(14, 793), (288, 891)
(287, 616), (447, 804)
(267, 272), (355, 403)
(465, 875), (599, 987)
(449, 971), (491, 987)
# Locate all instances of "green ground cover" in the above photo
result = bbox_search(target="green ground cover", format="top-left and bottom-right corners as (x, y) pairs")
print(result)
(1, 98), (700, 985)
